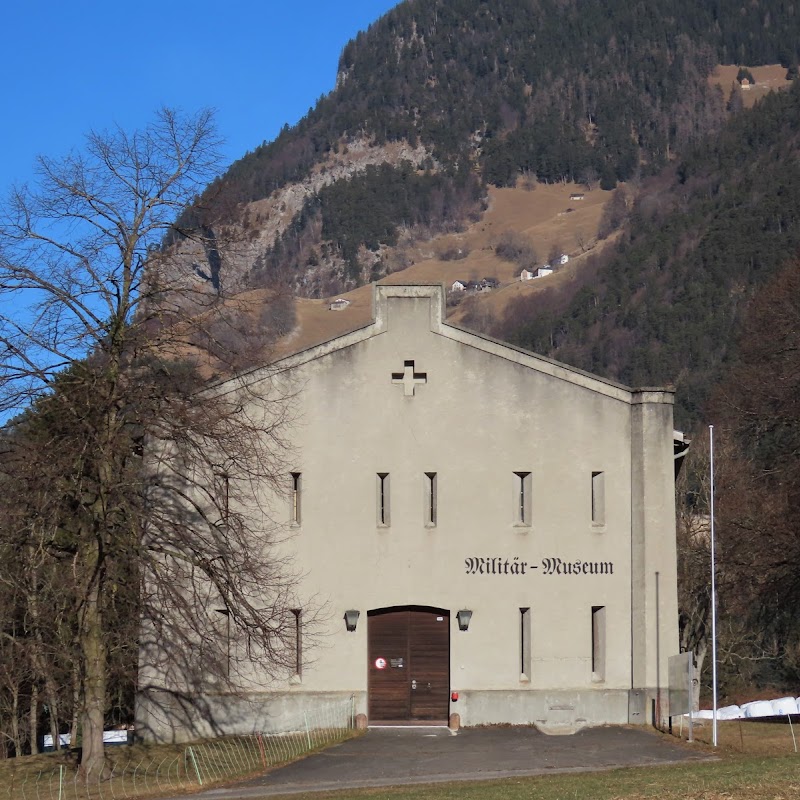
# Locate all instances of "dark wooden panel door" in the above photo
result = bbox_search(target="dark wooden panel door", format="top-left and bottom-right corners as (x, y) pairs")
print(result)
(368, 610), (410, 720)
(409, 610), (450, 720)
(368, 607), (449, 722)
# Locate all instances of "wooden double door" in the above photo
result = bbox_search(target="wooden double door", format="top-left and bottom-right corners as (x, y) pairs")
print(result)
(368, 606), (450, 721)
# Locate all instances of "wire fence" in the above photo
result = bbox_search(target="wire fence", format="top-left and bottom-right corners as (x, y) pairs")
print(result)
(3, 695), (357, 800)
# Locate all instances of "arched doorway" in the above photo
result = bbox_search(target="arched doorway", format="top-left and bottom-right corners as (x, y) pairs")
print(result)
(367, 606), (450, 722)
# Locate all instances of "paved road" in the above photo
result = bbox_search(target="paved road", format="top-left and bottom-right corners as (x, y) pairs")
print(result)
(187, 725), (708, 798)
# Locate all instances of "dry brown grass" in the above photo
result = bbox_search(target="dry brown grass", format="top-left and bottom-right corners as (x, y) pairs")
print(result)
(0, 730), (359, 800)
(0, 742), (191, 800)
(678, 718), (800, 756)
(257, 182), (614, 360)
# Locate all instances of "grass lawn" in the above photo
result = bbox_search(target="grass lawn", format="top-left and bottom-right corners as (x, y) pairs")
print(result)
(285, 755), (800, 800)
(2, 722), (799, 800)
(0, 731), (355, 800)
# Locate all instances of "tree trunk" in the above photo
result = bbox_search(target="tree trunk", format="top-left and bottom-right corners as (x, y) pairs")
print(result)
(27, 555), (61, 752)
(78, 541), (107, 781)
(44, 678), (61, 753)
(29, 684), (38, 755)
(693, 639), (708, 712)
(69, 662), (80, 749)
(10, 685), (21, 757)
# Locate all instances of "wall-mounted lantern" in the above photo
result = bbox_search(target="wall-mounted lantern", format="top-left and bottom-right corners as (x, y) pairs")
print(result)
(344, 609), (360, 632)
(456, 609), (473, 631)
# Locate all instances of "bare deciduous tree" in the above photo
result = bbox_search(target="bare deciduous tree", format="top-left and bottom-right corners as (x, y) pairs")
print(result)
(493, 230), (538, 267)
(711, 261), (800, 694)
(675, 429), (719, 710)
(0, 109), (302, 776)
(597, 186), (631, 240)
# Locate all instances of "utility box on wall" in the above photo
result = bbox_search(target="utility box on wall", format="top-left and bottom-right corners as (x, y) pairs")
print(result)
(628, 689), (646, 724)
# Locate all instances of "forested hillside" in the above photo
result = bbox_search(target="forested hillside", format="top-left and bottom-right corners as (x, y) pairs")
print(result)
(227, 0), (799, 198)
(182, 0), (800, 295)
(493, 81), (800, 429)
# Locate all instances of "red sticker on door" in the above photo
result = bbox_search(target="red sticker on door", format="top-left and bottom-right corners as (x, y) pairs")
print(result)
(374, 657), (387, 670)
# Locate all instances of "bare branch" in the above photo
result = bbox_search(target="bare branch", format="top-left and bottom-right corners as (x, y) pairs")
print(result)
(0, 108), (300, 767)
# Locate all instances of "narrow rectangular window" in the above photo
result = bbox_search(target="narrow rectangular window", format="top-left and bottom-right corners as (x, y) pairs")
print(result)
(513, 471), (532, 526)
(520, 607), (531, 680)
(425, 472), (437, 527)
(290, 472), (302, 525)
(214, 608), (231, 679)
(214, 470), (230, 526)
(377, 473), (390, 526)
(291, 608), (302, 678)
(591, 605), (606, 681)
(591, 471), (605, 526)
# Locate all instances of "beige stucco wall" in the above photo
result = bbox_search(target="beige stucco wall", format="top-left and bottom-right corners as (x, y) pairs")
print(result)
(137, 284), (679, 738)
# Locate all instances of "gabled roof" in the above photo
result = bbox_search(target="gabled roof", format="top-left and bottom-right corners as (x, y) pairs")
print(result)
(214, 284), (672, 407)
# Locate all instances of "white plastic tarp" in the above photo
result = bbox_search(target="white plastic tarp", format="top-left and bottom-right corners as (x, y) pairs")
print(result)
(771, 697), (799, 715)
(717, 704), (743, 720)
(743, 701), (775, 718)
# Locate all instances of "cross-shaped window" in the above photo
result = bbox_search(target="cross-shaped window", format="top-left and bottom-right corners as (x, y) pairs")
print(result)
(391, 360), (427, 396)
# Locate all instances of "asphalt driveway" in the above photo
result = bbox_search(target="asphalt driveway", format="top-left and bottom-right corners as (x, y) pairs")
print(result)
(188, 725), (708, 798)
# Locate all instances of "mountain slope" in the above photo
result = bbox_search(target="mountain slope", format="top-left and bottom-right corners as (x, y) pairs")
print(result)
(230, 0), (799, 200)
(492, 80), (800, 427)
(183, 0), (800, 298)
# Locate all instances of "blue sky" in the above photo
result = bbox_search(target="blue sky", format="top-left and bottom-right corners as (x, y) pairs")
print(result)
(0, 0), (399, 193)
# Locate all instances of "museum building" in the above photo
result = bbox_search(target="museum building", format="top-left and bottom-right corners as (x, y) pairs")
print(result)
(137, 283), (685, 738)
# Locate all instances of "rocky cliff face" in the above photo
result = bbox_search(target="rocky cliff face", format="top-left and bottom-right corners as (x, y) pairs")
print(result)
(186, 138), (438, 300)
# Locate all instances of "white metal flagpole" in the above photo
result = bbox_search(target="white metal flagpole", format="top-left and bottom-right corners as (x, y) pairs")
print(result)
(709, 424), (718, 747)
